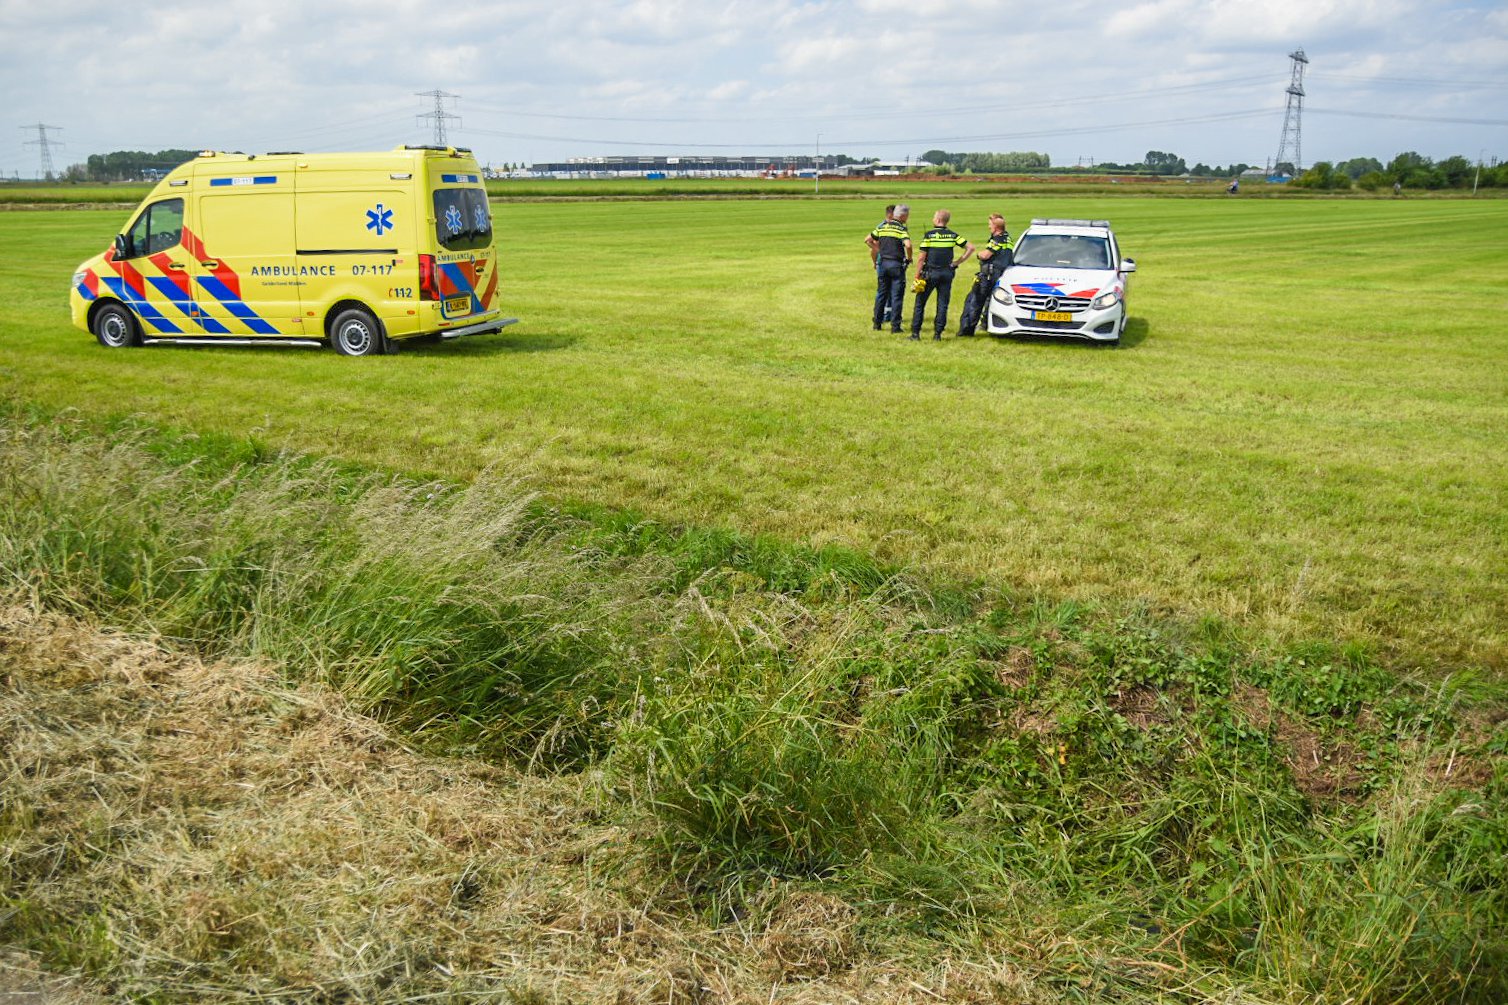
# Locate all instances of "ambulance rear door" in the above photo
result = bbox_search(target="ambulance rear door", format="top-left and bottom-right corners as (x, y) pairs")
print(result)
(428, 170), (497, 322)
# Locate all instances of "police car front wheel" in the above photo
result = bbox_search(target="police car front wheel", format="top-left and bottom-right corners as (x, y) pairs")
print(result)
(330, 307), (392, 357)
(92, 302), (141, 349)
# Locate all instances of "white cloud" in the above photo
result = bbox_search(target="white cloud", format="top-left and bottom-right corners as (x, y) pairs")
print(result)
(1, 0), (1504, 174)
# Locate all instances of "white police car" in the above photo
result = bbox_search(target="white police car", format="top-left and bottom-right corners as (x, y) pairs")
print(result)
(986, 218), (1136, 345)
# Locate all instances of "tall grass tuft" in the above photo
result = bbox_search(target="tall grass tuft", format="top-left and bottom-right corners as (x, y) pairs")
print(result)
(1244, 771), (1508, 1004)
(0, 414), (651, 762)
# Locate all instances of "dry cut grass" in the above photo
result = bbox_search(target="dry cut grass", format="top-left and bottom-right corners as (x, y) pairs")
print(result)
(0, 596), (1058, 1004)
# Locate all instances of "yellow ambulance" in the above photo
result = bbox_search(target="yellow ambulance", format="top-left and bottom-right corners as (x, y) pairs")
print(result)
(70, 146), (512, 355)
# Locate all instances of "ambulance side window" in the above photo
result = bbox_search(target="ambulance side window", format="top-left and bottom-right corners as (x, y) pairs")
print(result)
(124, 198), (184, 258)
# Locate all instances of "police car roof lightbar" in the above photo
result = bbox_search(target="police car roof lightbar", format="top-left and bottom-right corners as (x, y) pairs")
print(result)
(1031, 218), (1112, 228)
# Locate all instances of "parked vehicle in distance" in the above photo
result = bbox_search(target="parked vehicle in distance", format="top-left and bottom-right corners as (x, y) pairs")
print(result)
(70, 146), (515, 356)
(985, 218), (1135, 345)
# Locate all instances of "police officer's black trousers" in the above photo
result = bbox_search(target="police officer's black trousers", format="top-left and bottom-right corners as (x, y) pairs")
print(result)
(874, 260), (906, 331)
(910, 268), (955, 337)
(958, 264), (1001, 336)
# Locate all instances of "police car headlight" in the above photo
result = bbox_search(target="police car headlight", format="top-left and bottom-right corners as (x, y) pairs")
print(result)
(991, 286), (1014, 306)
(72, 271), (88, 286)
(1092, 289), (1121, 309)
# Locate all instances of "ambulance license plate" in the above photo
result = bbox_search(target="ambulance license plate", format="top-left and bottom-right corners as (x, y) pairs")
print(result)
(445, 296), (470, 315)
(1033, 310), (1072, 322)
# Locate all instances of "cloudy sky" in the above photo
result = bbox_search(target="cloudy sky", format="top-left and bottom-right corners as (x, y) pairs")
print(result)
(3, 0), (1505, 176)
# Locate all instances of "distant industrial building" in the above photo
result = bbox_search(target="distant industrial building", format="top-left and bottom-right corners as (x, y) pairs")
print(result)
(514, 155), (932, 179)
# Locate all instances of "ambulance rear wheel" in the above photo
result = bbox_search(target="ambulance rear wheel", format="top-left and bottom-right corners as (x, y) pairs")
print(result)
(330, 307), (390, 357)
(92, 303), (140, 348)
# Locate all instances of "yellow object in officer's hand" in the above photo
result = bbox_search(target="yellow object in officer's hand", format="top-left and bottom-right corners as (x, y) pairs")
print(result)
(911, 275), (927, 294)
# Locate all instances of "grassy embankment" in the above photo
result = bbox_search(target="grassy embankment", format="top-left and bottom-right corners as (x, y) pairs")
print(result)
(2, 407), (1505, 1003)
(2, 197), (1504, 669)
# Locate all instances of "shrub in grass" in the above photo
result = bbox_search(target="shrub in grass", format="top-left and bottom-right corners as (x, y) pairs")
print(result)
(1244, 774), (1508, 1004)
(615, 595), (1008, 886)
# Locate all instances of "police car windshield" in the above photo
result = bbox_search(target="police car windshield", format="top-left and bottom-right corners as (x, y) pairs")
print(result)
(432, 188), (492, 252)
(1012, 233), (1111, 270)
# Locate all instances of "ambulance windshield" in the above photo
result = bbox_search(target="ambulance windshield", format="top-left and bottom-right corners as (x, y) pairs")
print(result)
(433, 189), (492, 252)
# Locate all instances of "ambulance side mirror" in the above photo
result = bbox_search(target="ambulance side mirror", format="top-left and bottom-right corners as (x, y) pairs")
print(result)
(113, 234), (129, 259)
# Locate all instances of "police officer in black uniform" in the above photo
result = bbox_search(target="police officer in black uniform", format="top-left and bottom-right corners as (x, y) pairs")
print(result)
(866, 204), (911, 333)
(957, 213), (1012, 337)
(910, 209), (973, 340)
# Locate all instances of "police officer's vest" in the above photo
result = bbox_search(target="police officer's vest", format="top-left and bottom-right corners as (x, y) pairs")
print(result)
(978, 230), (1012, 272)
(870, 220), (909, 263)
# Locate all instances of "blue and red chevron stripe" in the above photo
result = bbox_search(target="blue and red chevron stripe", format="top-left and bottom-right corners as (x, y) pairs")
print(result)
(438, 260), (487, 315)
(94, 227), (280, 334)
(100, 247), (183, 333)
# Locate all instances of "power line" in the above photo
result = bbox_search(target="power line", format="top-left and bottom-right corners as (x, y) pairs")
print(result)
(1310, 71), (1508, 90)
(460, 72), (1285, 126)
(1308, 108), (1508, 127)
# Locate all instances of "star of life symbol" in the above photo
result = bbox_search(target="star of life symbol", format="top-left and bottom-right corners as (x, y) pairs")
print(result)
(473, 205), (489, 231)
(444, 204), (464, 235)
(366, 203), (394, 236)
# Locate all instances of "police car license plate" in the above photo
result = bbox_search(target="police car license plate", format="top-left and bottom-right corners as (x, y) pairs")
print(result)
(1033, 310), (1072, 322)
(445, 296), (470, 315)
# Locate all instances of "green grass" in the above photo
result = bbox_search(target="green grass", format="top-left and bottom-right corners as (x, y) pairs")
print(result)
(3, 409), (1505, 1002)
(3, 196), (1504, 671)
(0, 183), (150, 205)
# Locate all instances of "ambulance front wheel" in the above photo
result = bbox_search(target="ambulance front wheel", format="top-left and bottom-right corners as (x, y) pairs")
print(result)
(92, 302), (141, 349)
(330, 307), (392, 357)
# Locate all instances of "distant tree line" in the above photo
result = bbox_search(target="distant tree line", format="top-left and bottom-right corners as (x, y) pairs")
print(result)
(919, 149), (1051, 174)
(1294, 151), (1506, 190)
(74, 150), (200, 182)
(1096, 152), (1256, 176)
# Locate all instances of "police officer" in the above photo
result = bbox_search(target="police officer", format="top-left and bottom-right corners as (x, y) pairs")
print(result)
(874, 204), (896, 325)
(957, 214), (1012, 337)
(910, 209), (973, 340)
(866, 203), (911, 333)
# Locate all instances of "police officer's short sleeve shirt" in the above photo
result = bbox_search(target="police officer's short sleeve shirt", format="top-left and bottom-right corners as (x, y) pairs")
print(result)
(919, 227), (967, 270)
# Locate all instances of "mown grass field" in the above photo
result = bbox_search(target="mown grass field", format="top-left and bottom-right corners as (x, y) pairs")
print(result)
(2, 195), (1504, 670)
(2, 189), (1507, 1002)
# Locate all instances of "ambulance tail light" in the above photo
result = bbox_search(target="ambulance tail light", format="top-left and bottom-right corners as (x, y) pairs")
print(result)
(419, 254), (440, 301)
